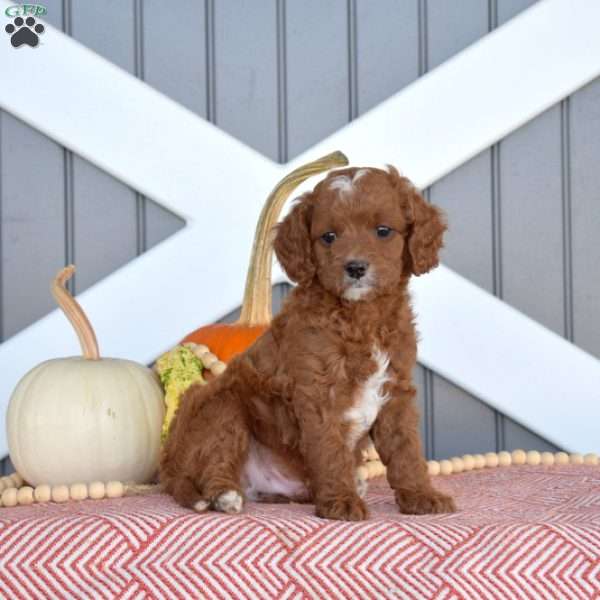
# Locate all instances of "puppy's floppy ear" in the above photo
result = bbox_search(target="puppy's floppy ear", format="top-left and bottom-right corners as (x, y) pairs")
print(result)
(273, 193), (316, 286)
(406, 187), (447, 275)
(387, 165), (447, 276)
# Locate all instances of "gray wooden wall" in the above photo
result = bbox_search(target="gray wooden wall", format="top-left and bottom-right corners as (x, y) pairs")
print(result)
(2, 0), (600, 468)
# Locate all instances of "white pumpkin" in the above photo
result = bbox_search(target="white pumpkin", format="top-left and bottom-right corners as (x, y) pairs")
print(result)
(7, 265), (164, 486)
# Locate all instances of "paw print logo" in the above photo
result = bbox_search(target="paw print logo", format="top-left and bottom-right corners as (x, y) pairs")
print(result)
(5, 16), (45, 48)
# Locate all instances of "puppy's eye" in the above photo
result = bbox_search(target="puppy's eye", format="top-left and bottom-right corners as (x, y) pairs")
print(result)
(321, 232), (337, 245)
(376, 226), (392, 238)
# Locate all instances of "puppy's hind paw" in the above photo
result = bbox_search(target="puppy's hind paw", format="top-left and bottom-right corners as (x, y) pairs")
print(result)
(193, 499), (210, 513)
(214, 490), (244, 514)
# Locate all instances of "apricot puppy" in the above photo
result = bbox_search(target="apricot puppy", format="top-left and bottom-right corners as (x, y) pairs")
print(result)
(161, 165), (456, 520)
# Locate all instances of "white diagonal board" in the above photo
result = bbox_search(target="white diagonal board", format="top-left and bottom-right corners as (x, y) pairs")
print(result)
(0, 0), (599, 456)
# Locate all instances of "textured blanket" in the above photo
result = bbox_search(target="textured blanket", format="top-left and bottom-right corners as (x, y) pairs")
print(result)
(0, 465), (599, 599)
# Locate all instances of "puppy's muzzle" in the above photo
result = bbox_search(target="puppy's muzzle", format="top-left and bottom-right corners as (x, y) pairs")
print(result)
(345, 260), (369, 280)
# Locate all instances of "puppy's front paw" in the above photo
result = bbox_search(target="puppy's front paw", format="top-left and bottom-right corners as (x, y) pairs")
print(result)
(316, 495), (368, 521)
(395, 489), (456, 515)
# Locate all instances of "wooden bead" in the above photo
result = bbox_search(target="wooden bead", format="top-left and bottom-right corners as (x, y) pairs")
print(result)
(439, 460), (453, 476)
(364, 461), (376, 478)
(555, 452), (570, 465)
(498, 451), (512, 467)
(570, 453), (584, 465)
(512, 449), (527, 465)
(428, 461), (441, 476)
(366, 461), (383, 479)
(485, 452), (499, 468)
(473, 454), (486, 469)
(541, 452), (555, 466)
(70, 483), (88, 501)
(16, 487), (34, 505)
(191, 344), (210, 356)
(451, 457), (464, 473)
(2, 488), (18, 507)
(584, 453), (599, 465)
(52, 485), (69, 503)
(200, 352), (218, 368)
(527, 450), (541, 466)
(34, 484), (51, 503)
(367, 445), (379, 461)
(211, 361), (227, 376)
(106, 481), (124, 498)
(461, 455), (475, 471)
(8, 473), (23, 488)
(89, 481), (106, 500)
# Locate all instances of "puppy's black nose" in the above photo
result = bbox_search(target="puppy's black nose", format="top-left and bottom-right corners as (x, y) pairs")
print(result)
(345, 260), (369, 280)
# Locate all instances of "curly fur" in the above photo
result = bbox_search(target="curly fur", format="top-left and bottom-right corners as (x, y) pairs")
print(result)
(160, 165), (455, 520)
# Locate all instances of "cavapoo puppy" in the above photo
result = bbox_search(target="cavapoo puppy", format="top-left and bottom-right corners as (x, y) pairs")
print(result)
(161, 164), (456, 520)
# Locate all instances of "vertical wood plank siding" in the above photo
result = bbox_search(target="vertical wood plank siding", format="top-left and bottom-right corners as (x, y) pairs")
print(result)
(5, 0), (599, 462)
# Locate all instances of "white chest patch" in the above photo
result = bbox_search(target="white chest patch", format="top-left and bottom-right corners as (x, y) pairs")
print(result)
(344, 346), (391, 447)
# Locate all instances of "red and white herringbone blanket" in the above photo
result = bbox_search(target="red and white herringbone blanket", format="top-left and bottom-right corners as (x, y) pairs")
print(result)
(0, 466), (599, 599)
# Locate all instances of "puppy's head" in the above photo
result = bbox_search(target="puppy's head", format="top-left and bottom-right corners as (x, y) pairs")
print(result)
(273, 165), (446, 301)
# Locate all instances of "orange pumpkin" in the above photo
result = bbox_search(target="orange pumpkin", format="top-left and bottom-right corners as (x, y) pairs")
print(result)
(181, 150), (349, 362)
(182, 324), (267, 364)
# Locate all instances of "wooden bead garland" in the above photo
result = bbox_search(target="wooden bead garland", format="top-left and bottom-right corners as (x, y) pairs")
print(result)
(182, 342), (227, 377)
(152, 343), (227, 380)
(0, 474), (129, 508)
(424, 449), (599, 477)
(361, 447), (600, 480)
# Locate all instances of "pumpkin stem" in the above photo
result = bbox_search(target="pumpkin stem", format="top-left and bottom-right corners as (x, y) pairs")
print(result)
(239, 150), (349, 325)
(51, 265), (100, 360)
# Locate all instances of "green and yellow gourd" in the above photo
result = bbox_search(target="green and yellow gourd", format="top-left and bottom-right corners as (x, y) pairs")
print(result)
(155, 345), (205, 441)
